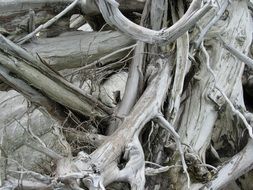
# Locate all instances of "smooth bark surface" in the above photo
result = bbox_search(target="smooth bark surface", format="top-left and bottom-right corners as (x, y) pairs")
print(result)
(23, 31), (135, 70)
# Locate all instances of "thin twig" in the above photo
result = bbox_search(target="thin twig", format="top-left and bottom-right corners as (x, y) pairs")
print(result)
(197, 164), (218, 171)
(217, 88), (253, 139)
(145, 161), (164, 168)
(201, 43), (253, 139)
(65, 44), (137, 77)
(194, 0), (229, 47)
(155, 115), (191, 188)
(25, 142), (63, 160)
(218, 36), (253, 70)
(27, 110), (47, 148)
(145, 165), (182, 176)
(17, 0), (80, 44)
(8, 170), (51, 183)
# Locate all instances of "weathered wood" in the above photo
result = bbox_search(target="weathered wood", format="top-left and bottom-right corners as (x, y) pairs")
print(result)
(178, 0), (251, 161)
(0, 0), (145, 37)
(0, 0), (145, 15)
(0, 90), (69, 177)
(0, 134), (6, 187)
(17, 0), (80, 44)
(198, 139), (253, 190)
(81, 0), (145, 15)
(169, 0), (252, 188)
(2, 0), (253, 189)
(0, 65), (67, 123)
(0, 34), (113, 117)
(97, 0), (213, 44)
(23, 31), (135, 70)
(0, 80), (10, 91)
(167, 0), (189, 124)
(0, 0), (74, 14)
(0, 0), (76, 38)
(71, 57), (173, 189)
(0, 52), (108, 118)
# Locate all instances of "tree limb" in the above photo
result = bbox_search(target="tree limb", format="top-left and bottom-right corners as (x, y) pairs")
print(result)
(23, 31), (135, 70)
(199, 139), (253, 190)
(96, 0), (214, 44)
(0, 34), (111, 118)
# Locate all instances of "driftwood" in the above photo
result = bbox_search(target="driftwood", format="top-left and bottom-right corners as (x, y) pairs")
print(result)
(0, 0), (145, 38)
(23, 31), (135, 70)
(1, 0), (253, 189)
(0, 0), (145, 16)
(0, 34), (111, 118)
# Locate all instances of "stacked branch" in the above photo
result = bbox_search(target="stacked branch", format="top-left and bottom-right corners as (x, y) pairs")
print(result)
(1, 0), (253, 190)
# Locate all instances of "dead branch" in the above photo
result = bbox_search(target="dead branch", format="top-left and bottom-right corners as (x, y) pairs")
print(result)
(167, 0), (189, 124)
(65, 130), (107, 147)
(219, 36), (253, 70)
(59, 56), (174, 189)
(1, 0), (253, 189)
(199, 139), (253, 190)
(66, 43), (137, 76)
(25, 142), (63, 160)
(115, 42), (144, 118)
(193, 0), (229, 48)
(96, 0), (213, 44)
(17, 0), (80, 44)
(23, 31), (135, 70)
(154, 115), (190, 188)
(0, 34), (111, 118)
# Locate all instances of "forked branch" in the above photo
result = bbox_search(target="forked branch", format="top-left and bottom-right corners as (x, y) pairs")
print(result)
(96, 0), (214, 44)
